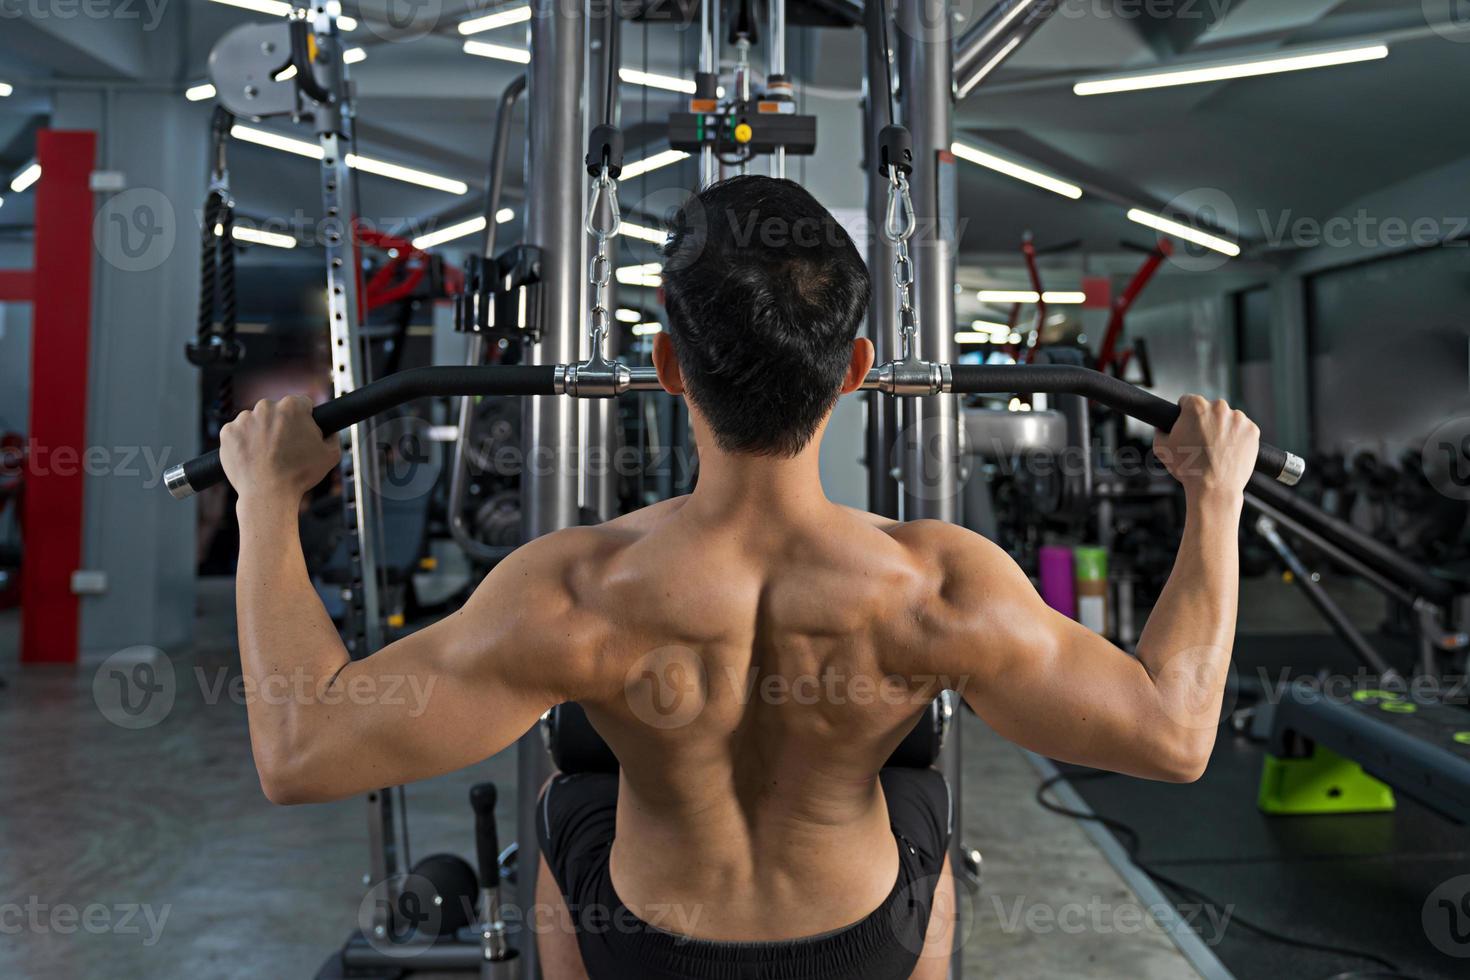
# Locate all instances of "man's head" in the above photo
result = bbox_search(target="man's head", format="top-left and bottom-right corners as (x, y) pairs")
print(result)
(656, 176), (872, 457)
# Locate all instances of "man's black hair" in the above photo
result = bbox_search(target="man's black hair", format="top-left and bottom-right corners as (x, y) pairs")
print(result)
(660, 175), (871, 457)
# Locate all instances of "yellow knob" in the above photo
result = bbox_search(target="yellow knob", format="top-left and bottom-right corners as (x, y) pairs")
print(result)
(734, 122), (753, 144)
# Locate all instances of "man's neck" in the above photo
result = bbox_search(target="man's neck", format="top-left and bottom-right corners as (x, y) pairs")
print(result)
(682, 444), (831, 523)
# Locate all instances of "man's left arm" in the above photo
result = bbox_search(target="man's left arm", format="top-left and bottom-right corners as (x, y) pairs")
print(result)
(223, 397), (587, 805)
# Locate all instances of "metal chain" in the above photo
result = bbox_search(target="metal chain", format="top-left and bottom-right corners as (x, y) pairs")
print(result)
(585, 165), (621, 359)
(883, 170), (919, 360)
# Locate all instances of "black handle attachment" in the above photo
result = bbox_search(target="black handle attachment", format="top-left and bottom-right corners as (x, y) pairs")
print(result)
(947, 364), (1302, 485)
(164, 365), (560, 499)
(163, 362), (1303, 497)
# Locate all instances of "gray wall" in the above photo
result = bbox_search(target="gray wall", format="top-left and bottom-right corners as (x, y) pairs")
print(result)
(0, 240), (33, 436)
(1308, 245), (1470, 458)
(52, 87), (206, 658)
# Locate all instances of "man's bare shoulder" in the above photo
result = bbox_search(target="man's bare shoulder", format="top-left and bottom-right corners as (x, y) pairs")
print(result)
(488, 500), (697, 618)
(872, 517), (1011, 573)
(820, 509), (1021, 600)
(497, 497), (687, 577)
(453, 524), (637, 702)
(879, 521), (1038, 632)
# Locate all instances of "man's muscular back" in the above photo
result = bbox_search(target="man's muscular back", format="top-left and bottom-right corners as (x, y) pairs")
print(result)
(547, 496), (952, 940)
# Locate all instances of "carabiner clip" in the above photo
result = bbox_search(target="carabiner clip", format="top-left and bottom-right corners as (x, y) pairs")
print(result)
(585, 167), (622, 241)
(883, 172), (916, 245)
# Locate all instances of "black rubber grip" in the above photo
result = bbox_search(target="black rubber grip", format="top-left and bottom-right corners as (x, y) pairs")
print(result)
(947, 364), (1295, 483)
(172, 365), (559, 496)
(468, 781), (500, 889)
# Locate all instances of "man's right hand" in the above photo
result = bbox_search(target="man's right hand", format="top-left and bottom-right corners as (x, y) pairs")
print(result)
(1155, 395), (1260, 501)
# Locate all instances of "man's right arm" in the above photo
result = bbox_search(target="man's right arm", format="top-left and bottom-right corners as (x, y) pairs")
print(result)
(915, 396), (1258, 783)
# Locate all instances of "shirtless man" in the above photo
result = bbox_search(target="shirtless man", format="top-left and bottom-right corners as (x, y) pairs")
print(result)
(221, 175), (1259, 979)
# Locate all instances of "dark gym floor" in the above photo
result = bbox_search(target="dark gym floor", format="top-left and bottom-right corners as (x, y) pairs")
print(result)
(1059, 632), (1470, 980)
(0, 579), (1199, 980)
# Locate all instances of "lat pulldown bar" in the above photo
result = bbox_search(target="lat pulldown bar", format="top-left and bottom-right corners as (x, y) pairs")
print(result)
(162, 362), (1305, 499)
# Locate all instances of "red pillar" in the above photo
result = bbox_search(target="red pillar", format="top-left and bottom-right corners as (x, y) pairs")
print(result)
(0, 270), (33, 301)
(20, 130), (96, 664)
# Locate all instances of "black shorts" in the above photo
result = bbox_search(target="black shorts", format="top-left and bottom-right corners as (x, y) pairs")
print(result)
(536, 767), (952, 980)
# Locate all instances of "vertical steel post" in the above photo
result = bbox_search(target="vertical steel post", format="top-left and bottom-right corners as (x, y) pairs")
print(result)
(863, 0), (899, 518)
(701, 0), (722, 187)
(523, 0), (586, 549)
(897, 4), (965, 974)
(520, 0), (586, 971)
(307, 6), (408, 944)
(585, 0), (621, 521)
(768, 0), (787, 178)
(896, 0), (960, 523)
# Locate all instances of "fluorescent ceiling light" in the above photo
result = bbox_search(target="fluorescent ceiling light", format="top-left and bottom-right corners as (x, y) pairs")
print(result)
(207, 0), (293, 15)
(1126, 208), (1240, 257)
(410, 209), (515, 250)
(232, 124), (322, 158)
(232, 124), (468, 194)
(620, 68), (695, 94)
(347, 156), (467, 194)
(977, 289), (1036, 304)
(229, 225), (297, 249)
(1074, 43), (1389, 96)
(618, 221), (667, 244)
(414, 216), (486, 249)
(10, 163), (40, 193)
(463, 40), (531, 64)
(632, 323), (662, 336)
(951, 142), (1082, 200)
(971, 319), (1011, 333)
(955, 332), (992, 344)
(458, 5), (531, 34)
(616, 263), (662, 288)
(620, 149), (690, 179)
(355, 159), (462, 194)
(186, 82), (217, 102)
(0, 82), (12, 98)
(976, 289), (1087, 305)
(616, 309), (642, 323)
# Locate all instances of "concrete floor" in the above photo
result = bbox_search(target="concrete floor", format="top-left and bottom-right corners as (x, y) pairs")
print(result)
(0, 580), (1199, 980)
